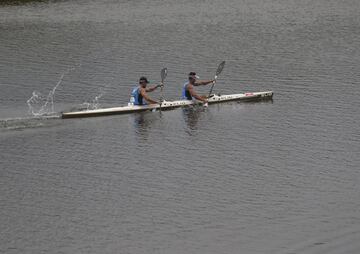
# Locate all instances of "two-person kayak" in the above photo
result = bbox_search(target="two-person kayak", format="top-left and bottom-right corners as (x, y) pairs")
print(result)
(61, 91), (273, 118)
(62, 62), (273, 119)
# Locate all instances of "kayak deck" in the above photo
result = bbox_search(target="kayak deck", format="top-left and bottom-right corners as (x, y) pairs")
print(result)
(61, 91), (273, 119)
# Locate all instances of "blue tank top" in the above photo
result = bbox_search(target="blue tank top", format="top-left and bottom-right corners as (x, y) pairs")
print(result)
(182, 82), (193, 100)
(131, 87), (146, 105)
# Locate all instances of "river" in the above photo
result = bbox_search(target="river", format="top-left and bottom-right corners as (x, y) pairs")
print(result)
(1, 0), (359, 253)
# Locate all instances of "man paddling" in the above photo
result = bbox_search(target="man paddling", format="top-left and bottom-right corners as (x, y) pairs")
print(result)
(130, 76), (162, 105)
(182, 72), (215, 103)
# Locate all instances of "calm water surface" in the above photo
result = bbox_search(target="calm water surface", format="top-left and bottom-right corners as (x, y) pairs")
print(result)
(1, 0), (360, 253)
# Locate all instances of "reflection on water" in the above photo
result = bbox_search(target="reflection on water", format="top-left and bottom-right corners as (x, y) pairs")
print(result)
(182, 105), (207, 132)
(130, 111), (158, 139)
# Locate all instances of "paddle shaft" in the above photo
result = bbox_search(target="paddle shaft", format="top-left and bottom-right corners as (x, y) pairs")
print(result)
(208, 75), (218, 98)
(159, 68), (167, 108)
(208, 61), (225, 98)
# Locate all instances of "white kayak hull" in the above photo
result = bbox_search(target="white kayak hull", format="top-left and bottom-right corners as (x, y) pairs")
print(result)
(61, 91), (273, 119)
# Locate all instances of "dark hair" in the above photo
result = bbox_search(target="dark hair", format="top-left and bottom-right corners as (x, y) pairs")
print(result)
(188, 72), (197, 80)
(139, 76), (149, 84)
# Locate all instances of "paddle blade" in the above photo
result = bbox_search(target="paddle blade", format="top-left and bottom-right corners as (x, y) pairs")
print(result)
(161, 68), (168, 83)
(216, 61), (226, 76)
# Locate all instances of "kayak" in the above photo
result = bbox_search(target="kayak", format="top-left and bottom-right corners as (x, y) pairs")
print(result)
(62, 91), (273, 119)
(61, 91), (273, 119)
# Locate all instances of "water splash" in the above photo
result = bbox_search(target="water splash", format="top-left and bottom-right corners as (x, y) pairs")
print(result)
(81, 89), (104, 110)
(27, 65), (79, 116)
(27, 73), (65, 116)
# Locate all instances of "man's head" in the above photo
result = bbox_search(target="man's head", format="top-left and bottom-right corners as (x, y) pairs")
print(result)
(188, 72), (199, 84)
(139, 76), (149, 87)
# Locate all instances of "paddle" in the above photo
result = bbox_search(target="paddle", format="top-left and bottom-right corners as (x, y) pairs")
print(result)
(159, 67), (167, 108)
(208, 61), (226, 98)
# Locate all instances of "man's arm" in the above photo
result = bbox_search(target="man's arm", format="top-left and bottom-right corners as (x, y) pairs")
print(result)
(188, 85), (207, 103)
(194, 80), (215, 86)
(140, 88), (158, 104)
(145, 84), (162, 92)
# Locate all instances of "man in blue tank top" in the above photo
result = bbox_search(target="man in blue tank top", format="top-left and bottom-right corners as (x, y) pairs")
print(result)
(182, 72), (215, 103)
(130, 77), (162, 105)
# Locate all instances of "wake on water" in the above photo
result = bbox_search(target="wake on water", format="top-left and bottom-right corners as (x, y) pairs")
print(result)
(1, 71), (67, 130)
(1, 65), (108, 130)
(1, 69), (69, 130)
(0, 115), (61, 130)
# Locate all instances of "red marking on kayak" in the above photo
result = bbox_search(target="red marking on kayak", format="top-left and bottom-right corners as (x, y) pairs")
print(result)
(245, 93), (254, 96)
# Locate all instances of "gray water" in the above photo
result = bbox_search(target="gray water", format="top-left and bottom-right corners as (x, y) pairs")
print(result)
(1, 0), (360, 253)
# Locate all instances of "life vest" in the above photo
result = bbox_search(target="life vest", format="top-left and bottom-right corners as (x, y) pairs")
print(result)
(130, 87), (146, 105)
(182, 82), (193, 100)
